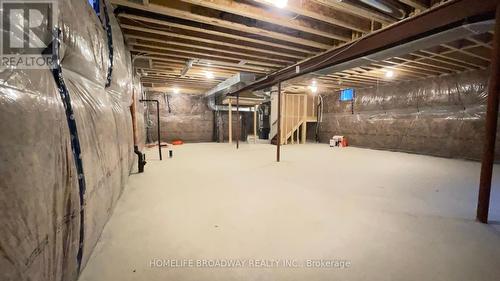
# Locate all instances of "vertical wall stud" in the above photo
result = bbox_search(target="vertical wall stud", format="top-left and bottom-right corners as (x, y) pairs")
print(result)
(277, 82), (282, 162)
(228, 100), (232, 143)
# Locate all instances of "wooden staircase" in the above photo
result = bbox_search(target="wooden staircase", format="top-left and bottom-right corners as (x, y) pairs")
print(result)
(272, 93), (318, 145)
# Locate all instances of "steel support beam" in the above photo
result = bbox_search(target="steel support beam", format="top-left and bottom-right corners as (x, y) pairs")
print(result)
(477, 4), (500, 224)
(229, 0), (497, 96)
(140, 99), (162, 160)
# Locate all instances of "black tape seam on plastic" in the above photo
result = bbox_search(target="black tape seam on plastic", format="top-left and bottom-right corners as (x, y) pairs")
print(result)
(49, 29), (87, 273)
(103, 1), (113, 88)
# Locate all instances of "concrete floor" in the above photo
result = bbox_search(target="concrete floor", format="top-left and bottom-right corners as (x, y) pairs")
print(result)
(79, 143), (500, 281)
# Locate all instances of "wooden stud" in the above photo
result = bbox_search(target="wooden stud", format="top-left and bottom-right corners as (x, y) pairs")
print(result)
(277, 82), (282, 162)
(228, 100), (232, 143)
(254, 105), (257, 144)
(180, 0), (352, 42)
(302, 95), (307, 144)
(236, 93), (240, 149)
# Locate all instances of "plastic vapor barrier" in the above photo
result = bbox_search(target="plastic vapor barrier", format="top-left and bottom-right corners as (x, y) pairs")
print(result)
(319, 70), (494, 160)
(0, 1), (143, 280)
(134, 76), (146, 150)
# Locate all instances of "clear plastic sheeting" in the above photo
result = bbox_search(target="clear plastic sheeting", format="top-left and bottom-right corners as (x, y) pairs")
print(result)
(319, 70), (493, 160)
(59, 0), (109, 86)
(0, 1), (143, 281)
(0, 69), (81, 281)
(134, 77), (146, 150)
(104, 0), (135, 188)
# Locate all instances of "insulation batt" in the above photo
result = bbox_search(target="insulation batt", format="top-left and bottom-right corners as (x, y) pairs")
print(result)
(319, 70), (493, 160)
(0, 1), (144, 281)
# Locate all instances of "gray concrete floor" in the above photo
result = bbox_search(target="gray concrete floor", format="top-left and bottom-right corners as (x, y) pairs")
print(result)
(79, 143), (500, 281)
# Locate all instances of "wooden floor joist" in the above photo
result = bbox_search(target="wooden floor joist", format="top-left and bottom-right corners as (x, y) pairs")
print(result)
(111, 0), (332, 50)
(112, 0), (495, 94)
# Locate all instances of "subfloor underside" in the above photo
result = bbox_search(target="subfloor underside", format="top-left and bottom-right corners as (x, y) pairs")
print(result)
(79, 143), (500, 281)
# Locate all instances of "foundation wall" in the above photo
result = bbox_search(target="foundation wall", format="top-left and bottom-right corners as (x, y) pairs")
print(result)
(318, 69), (499, 160)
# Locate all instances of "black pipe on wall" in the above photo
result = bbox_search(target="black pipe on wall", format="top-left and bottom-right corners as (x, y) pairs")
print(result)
(140, 99), (162, 160)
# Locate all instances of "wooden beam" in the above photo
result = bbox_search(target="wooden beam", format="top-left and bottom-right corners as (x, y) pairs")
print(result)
(302, 95), (307, 144)
(228, 102), (232, 143)
(119, 13), (309, 58)
(410, 51), (476, 71)
(148, 67), (230, 78)
(419, 49), (487, 69)
(151, 63), (239, 76)
(150, 58), (269, 74)
(312, 0), (397, 24)
(277, 82), (282, 162)
(130, 49), (275, 72)
(111, 0), (331, 50)
(229, 0), (497, 95)
(179, 0), (352, 41)
(130, 42), (286, 68)
(126, 34), (296, 64)
(140, 78), (217, 87)
(442, 43), (492, 62)
(223, 98), (263, 106)
(384, 57), (457, 73)
(141, 73), (224, 82)
(398, 0), (429, 10)
(253, 0), (371, 33)
(254, 105), (257, 144)
(143, 85), (205, 94)
(236, 93), (240, 149)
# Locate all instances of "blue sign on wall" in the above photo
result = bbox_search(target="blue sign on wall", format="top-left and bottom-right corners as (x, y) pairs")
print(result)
(88, 0), (99, 14)
(340, 88), (354, 101)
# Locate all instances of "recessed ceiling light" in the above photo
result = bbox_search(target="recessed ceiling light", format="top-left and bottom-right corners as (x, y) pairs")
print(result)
(273, 0), (288, 8)
(385, 70), (395, 78)
(172, 87), (180, 94)
(205, 71), (214, 79)
(309, 82), (318, 94)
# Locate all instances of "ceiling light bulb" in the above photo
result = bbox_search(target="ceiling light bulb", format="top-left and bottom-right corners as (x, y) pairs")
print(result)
(172, 87), (180, 94)
(385, 70), (394, 78)
(205, 71), (214, 79)
(310, 85), (318, 94)
(274, 0), (288, 8)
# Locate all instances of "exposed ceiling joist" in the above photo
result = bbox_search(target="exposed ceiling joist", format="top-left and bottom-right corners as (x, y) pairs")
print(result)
(178, 0), (351, 42)
(111, 0), (331, 50)
(118, 13), (311, 57)
(312, 0), (397, 24)
(133, 54), (271, 74)
(125, 35), (295, 64)
(252, 0), (372, 33)
(228, 0), (496, 96)
(398, 0), (429, 10)
(130, 43), (286, 68)
(131, 47), (276, 70)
